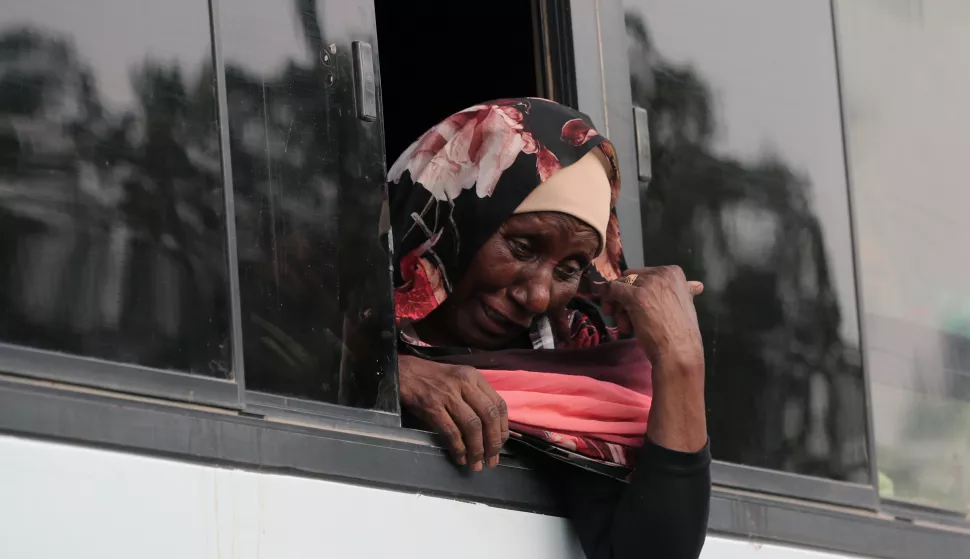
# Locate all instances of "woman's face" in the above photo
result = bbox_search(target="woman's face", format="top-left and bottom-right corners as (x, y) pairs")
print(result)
(416, 211), (600, 350)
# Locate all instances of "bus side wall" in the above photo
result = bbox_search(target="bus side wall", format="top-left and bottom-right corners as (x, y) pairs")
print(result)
(0, 435), (870, 559)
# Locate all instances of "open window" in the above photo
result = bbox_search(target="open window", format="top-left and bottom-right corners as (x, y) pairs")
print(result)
(375, 0), (572, 164)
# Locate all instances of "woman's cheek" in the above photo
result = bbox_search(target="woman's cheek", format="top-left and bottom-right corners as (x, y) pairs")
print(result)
(468, 241), (517, 284)
(490, 260), (526, 287)
(550, 279), (580, 308)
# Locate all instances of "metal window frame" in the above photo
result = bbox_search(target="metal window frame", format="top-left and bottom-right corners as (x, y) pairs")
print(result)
(828, 0), (882, 502)
(209, 0), (248, 407)
(0, 343), (240, 408)
(245, 390), (401, 428)
(532, 0), (579, 109)
(568, 0), (644, 268)
(712, 460), (878, 511)
(0, 376), (967, 559)
(881, 498), (970, 529)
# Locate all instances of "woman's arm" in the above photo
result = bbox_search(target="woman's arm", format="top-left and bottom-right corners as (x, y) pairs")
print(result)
(398, 354), (509, 471)
(552, 439), (711, 559)
(558, 266), (710, 559)
(602, 266), (708, 454)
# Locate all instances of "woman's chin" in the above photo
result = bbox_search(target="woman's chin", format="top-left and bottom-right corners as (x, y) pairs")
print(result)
(463, 330), (508, 351)
(464, 322), (527, 351)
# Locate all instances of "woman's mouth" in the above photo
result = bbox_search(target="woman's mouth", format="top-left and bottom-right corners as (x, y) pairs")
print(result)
(479, 302), (518, 335)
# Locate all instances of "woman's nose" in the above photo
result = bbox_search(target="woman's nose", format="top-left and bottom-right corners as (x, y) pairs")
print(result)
(509, 267), (553, 316)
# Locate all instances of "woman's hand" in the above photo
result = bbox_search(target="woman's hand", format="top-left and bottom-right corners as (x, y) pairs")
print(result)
(602, 266), (704, 365)
(398, 354), (509, 471)
(602, 266), (708, 453)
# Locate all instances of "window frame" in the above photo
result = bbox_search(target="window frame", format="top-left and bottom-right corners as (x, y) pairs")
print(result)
(0, 342), (241, 409)
(828, 0), (883, 510)
(532, 0), (578, 109)
(1, 375), (967, 559)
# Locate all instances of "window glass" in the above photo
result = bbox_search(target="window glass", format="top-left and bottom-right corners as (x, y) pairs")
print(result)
(219, 0), (396, 410)
(0, 0), (231, 377)
(624, 0), (870, 481)
(834, 0), (970, 512)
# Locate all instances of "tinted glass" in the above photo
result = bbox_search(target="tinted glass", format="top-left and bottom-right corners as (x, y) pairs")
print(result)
(219, 1), (396, 410)
(624, 0), (870, 481)
(835, 0), (970, 512)
(0, 0), (231, 376)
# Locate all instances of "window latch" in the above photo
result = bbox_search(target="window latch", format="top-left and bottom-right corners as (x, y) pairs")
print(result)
(633, 106), (652, 184)
(352, 41), (377, 122)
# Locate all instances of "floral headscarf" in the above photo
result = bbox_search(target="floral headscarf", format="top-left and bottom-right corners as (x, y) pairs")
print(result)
(387, 98), (627, 350)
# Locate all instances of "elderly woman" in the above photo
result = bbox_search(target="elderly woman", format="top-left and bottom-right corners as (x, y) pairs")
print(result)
(388, 99), (710, 559)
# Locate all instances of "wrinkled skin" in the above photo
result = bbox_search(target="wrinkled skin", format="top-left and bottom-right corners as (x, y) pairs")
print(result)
(400, 211), (707, 471)
(415, 212), (600, 350)
(402, 212), (599, 470)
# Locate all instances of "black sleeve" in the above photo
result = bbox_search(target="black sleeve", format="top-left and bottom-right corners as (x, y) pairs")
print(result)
(548, 440), (712, 559)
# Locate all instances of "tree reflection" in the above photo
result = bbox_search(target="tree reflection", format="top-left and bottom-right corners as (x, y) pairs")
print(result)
(0, 26), (230, 376)
(626, 14), (869, 481)
(0, 0), (394, 410)
(218, 1), (392, 407)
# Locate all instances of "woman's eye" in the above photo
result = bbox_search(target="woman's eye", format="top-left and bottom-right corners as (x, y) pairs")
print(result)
(508, 239), (533, 259)
(554, 264), (582, 281)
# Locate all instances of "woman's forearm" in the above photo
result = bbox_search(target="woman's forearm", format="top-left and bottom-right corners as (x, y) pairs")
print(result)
(556, 439), (711, 559)
(646, 352), (707, 453)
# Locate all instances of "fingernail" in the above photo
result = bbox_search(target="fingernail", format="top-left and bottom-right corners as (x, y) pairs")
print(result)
(456, 455), (466, 466)
(471, 461), (483, 472)
(487, 456), (499, 468)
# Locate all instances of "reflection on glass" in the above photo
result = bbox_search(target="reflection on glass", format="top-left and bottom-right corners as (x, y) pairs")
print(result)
(220, 0), (396, 410)
(835, 0), (970, 513)
(624, 0), (869, 481)
(0, 0), (231, 376)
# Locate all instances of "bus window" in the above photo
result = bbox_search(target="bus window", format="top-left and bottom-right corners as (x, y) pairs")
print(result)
(623, 0), (871, 484)
(217, 0), (396, 411)
(835, 0), (970, 514)
(0, 0), (232, 378)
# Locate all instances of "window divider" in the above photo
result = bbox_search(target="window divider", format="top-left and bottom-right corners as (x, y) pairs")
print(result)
(712, 459), (879, 511)
(244, 391), (401, 428)
(880, 498), (970, 529)
(0, 343), (239, 408)
(208, 0), (247, 408)
(828, 0), (883, 494)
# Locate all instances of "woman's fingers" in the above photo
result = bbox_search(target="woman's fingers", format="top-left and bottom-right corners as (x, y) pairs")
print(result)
(424, 406), (467, 465)
(688, 280), (704, 296)
(605, 267), (705, 360)
(399, 356), (507, 472)
(477, 376), (510, 446)
(612, 307), (633, 335)
(463, 378), (507, 468)
(602, 279), (645, 312)
(448, 398), (487, 472)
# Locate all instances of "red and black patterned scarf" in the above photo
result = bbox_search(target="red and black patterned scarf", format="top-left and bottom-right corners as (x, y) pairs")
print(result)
(386, 99), (651, 478)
